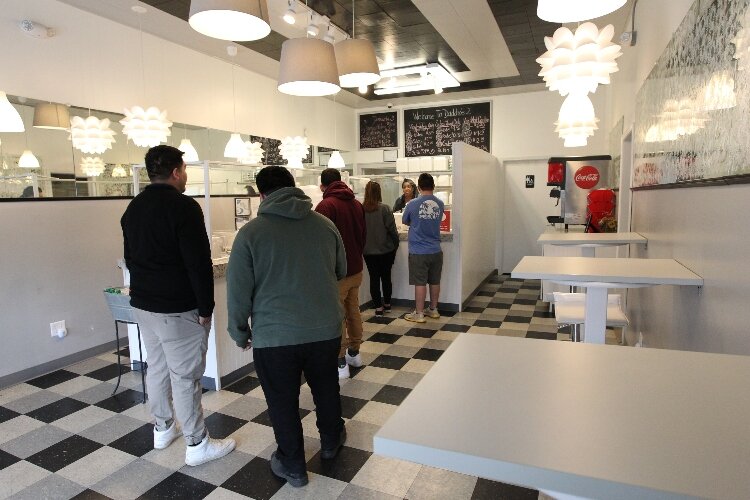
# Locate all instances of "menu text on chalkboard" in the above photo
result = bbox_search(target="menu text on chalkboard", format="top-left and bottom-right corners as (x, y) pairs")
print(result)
(404, 102), (491, 157)
(359, 112), (398, 149)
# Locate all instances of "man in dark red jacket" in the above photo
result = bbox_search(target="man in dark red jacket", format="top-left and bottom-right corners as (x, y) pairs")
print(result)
(316, 169), (366, 379)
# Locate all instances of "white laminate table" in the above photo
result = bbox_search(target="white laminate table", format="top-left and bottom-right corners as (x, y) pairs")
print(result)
(511, 256), (703, 344)
(374, 334), (750, 500)
(538, 231), (647, 257)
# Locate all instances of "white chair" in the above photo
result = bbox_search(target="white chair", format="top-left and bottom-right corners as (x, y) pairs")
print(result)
(552, 292), (629, 343)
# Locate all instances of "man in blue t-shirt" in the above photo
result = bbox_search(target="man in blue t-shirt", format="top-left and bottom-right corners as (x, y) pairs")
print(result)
(402, 172), (445, 323)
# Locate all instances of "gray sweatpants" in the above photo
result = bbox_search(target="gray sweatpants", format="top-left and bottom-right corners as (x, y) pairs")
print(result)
(133, 307), (209, 445)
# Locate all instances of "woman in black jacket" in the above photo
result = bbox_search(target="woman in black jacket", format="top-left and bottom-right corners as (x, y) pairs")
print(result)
(392, 178), (417, 212)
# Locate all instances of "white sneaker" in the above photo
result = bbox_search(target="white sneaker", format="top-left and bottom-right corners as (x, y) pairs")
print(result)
(185, 434), (236, 466)
(345, 349), (363, 368)
(425, 308), (440, 319)
(404, 311), (426, 323)
(338, 362), (350, 379)
(153, 421), (180, 450)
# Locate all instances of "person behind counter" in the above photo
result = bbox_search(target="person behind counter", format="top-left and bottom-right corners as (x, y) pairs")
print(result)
(392, 178), (417, 212)
(363, 181), (399, 316)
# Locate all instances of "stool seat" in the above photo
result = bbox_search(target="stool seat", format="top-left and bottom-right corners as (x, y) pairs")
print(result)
(553, 292), (629, 342)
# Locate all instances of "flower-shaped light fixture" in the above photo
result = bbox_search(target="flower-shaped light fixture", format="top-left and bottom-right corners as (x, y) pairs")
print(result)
(224, 133), (246, 159)
(178, 138), (200, 162)
(536, 22), (622, 96)
(120, 106), (172, 148)
(700, 71), (737, 111)
(111, 165), (129, 178)
(18, 150), (40, 169)
(279, 136), (309, 168)
(239, 140), (265, 165)
(537, 0), (627, 23)
(327, 150), (346, 169)
(555, 92), (599, 147)
(658, 98), (708, 139)
(80, 157), (105, 177)
(0, 91), (25, 132)
(69, 116), (117, 154)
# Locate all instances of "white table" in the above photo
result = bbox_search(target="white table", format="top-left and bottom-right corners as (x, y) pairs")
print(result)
(512, 256), (702, 344)
(538, 231), (647, 258)
(374, 334), (750, 500)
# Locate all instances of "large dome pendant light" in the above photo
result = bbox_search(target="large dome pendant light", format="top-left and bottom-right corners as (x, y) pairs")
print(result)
(537, 0), (627, 23)
(189, 0), (271, 41)
(334, 1), (380, 89)
(278, 37), (341, 96)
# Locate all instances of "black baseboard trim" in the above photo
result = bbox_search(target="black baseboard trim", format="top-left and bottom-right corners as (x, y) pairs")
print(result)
(0, 339), (119, 389)
(201, 362), (256, 391)
(462, 270), (499, 310)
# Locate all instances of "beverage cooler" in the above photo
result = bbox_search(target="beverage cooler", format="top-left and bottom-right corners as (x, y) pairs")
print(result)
(547, 155), (612, 225)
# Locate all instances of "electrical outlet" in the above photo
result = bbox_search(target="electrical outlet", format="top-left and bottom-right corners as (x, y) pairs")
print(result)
(50, 320), (67, 338)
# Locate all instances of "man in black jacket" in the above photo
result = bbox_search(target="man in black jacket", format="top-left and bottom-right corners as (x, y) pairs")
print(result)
(121, 145), (235, 467)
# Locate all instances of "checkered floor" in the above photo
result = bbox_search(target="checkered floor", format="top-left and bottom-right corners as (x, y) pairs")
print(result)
(0, 275), (616, 499)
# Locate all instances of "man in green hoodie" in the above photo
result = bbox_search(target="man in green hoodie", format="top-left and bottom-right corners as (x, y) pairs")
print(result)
(227, 166), (347, 488)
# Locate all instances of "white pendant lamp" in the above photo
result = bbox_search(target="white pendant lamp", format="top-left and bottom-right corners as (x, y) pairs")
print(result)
(80, 156), (105, 177)
(189, 0), (271, 41)
(327, 150), (345, 169)
(555, 92), (599, 147)
(335, 1), (380, 88)
(536, 23), (622, 96)
(120, 106), (173, 147)
(0, 91), (25, 132)
(33, 103), (70, 130)
(70, 116), (116, 154)
(537, 0), (626, 23)
(224, 133), (246, 158)
(178, 138), (200, 162)
(278, 38), (341, 96)
(19, 150), (40, 169)
(279, 135), (309, 168)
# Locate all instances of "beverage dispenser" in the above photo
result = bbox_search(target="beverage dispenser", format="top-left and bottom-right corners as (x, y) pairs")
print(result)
(546, 155), (612, 226)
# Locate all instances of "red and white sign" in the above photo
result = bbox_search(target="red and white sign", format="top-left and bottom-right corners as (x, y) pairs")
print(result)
(440, 210), (451, 232)
(574, 165), (600, 189)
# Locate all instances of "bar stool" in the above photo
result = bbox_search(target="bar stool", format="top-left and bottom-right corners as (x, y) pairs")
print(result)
(104, 289), (147, 403)
(552, 292), (629, 343)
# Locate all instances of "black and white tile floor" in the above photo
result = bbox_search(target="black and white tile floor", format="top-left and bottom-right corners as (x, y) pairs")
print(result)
(0, 275), (619, 499)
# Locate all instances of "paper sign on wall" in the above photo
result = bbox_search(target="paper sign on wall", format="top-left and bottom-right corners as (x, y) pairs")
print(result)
(440, 210), (451, 232)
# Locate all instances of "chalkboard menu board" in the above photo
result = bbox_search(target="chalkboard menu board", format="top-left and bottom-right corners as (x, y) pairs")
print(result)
(404, 102), (491, 157)
(359, 112), (398, 149)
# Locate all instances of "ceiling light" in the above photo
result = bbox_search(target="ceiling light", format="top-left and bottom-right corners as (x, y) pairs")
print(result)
(537, 0), (627, 23)
(283, 0), (296, 24)
(327, 150), (345, 169)
(278, 38), (341, 96)
(555, 92), (599, 147)
(306, 12), (319, 37)
(224, 133), (246, 158)
(323, 24), (335, 43)
(359, 84), (368, 94)
(80, 156), (105, 177)
(335, 1), (380, 88)
(0, 91), (25, 132)
(658, 98), (708, 139)
(189, 0), (271, 41)
(374, 63), (459, 96)
(120, 106), (173, 147)
(239, 140), (264, 164)
(536, 23), (622, 96)
(33, 103), (69, 130)
(178, 138), (200, 162)
(279, 135), (309, 168)
(18, 150), (40, 169)
(111, 165), (129, 177)
(70, 115), (117, 154)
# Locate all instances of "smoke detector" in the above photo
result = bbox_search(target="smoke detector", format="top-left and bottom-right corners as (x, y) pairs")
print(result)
(19, 20), (55, 39)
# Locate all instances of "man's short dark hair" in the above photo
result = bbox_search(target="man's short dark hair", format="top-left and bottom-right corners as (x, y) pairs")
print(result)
(418, 172), (435, 190)
(320, 168), (342, 187)
(256, 166), (295, 195)
(145, 145), (184, 181)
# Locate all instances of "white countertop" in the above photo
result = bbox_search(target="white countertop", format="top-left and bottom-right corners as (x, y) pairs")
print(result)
(374, 334), (750, 499)
(538, 231), (647, 246)
(511, 256), (703, 286)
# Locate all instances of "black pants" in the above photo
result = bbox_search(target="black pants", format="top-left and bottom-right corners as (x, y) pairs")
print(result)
(253, 336), (344, 474)
(364, 250), (397, 308)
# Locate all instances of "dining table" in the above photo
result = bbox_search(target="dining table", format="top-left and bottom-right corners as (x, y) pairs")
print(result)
(511, 256), (703, 343)
(538, 231), (648, 258)
(374, 334), (750, 500)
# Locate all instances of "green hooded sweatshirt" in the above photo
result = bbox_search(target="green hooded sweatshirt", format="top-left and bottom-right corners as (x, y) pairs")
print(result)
(226, 186), (346, 349)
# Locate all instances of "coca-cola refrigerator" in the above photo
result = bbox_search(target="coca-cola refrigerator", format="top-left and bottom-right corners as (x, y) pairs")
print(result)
(547, 155), (612, 225)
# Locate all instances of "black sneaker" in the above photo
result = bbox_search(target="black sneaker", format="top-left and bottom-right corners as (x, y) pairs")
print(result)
(320, 428), (347, 459)
(374, 308), (384, 316)
(270, 451), (309, 487)
(383, 304), (392, 312)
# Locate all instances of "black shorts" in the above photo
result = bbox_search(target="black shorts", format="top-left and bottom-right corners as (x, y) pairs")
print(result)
(408, 251), (443, 285)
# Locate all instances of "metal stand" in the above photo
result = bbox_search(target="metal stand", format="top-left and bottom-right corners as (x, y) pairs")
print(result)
(113, 319), (147, 404)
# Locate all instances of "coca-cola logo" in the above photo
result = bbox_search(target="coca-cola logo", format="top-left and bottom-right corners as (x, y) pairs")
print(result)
(574, 165), (600, 189)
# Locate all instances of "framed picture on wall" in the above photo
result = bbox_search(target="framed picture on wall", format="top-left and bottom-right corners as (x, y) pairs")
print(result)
(235, 216), (250, 230)
(235, 197), (251, 216)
